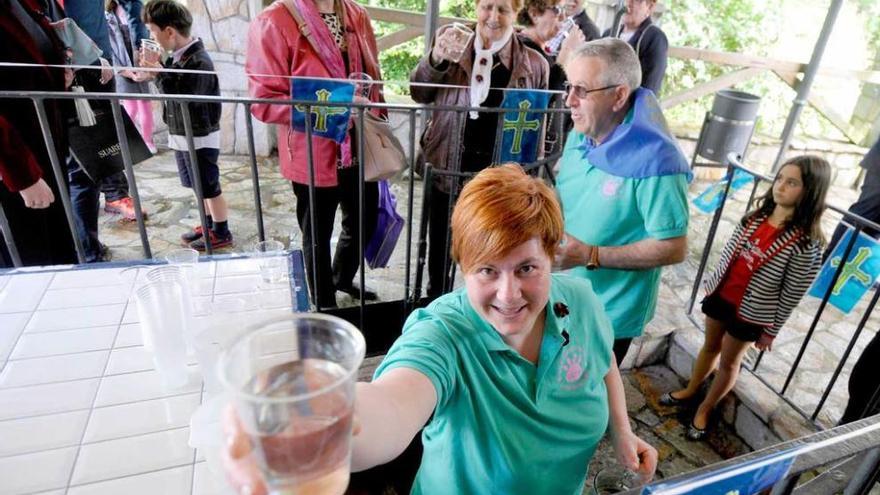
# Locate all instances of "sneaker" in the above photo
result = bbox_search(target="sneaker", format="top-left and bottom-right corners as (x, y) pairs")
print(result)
(104, 197), (147, 221)
(189, 230), (233, 251)
(180, 225), (205, 245)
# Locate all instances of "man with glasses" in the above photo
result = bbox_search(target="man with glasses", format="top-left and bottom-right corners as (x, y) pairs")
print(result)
(554, 39), (689, 365)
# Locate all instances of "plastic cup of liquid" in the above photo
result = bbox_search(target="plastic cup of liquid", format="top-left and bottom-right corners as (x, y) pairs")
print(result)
(217, 313), (365, 495)
(445, 23), (474, 63)
(591, 466), (643, 495)
(348, 72), (373, 99)
(140, 39), (162, 64)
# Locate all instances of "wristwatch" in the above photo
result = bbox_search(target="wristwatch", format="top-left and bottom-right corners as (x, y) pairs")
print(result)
(586, 246), (600, 271)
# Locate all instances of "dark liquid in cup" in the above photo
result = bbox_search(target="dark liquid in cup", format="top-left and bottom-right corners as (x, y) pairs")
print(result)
(244, 358), (353, 494)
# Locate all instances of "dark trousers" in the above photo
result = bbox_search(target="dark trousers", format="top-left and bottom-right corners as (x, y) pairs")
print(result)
(292, 166), (378, 308)
(99, 170), (129, 203)
(841, 330), (880, 424)
(613, 338), (634, 367)
(427, 185), (456, 298)
(0, 174), (77, 268)
(828, 166), (880, 256)
(68, 159), (104, 263)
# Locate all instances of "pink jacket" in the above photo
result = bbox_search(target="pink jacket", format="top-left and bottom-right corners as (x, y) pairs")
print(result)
(246, 0), (383, 187)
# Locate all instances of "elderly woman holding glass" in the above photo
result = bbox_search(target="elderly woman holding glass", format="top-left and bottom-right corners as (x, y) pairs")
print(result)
(223, 164), (657, 494)
(411, 0), (549, 299)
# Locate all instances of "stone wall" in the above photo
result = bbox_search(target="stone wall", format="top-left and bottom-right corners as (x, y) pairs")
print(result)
(849, 49), (880, 147)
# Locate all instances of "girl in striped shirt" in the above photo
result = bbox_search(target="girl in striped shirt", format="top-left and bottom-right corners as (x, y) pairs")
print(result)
(662, 155), (830, 440)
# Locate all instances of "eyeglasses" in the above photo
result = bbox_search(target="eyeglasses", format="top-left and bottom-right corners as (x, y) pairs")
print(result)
(563, 82), (619, 99)
(549, 5), (563, 15)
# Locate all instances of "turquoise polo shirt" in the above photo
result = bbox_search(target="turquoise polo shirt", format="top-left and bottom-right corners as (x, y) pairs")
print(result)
(374, 273), (613, 495)
(556, 129), (689, 339)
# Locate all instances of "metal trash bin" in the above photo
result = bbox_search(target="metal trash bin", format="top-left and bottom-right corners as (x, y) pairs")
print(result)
(693, 89), (761, 166)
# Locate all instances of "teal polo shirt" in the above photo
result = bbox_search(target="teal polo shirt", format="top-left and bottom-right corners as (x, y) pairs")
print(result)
(374, 273), (613, 495)
(556, 129), (689, 339)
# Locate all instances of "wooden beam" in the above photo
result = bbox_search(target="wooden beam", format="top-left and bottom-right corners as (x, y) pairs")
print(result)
(774, 70), (862, 143)
(660, 67), (764, 109)
(376, 27), (423, 51)
(364, 5), (466, 28)
(670, 46), (880, 85)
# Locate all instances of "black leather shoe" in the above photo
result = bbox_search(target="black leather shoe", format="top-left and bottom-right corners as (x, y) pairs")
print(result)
(686, 421), (708, 441)
(336, 283), (378, 301)
(659, 392), (691, 407)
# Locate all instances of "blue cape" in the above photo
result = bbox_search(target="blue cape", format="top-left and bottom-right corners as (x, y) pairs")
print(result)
(575, 88), (693, 181)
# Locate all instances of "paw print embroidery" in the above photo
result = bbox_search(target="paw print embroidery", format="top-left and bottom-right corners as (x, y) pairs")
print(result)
(601, 178), (622, 197)
(562, 355), (584, 383)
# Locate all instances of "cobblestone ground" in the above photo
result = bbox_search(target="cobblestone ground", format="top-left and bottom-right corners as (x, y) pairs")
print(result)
(95, 145), (873, 467)
(584, 365), (750, 492)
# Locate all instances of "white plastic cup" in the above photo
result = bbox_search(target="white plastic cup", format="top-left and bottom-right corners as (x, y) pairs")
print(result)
(253, 240), (287, 285)
(135, 280), (190, 388)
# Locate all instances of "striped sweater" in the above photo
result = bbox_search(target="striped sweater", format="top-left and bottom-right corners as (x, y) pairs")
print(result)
(703, 214), (822, 336)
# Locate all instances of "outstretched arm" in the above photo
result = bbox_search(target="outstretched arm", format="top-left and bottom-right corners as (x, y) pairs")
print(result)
(605, 360), (658, 482)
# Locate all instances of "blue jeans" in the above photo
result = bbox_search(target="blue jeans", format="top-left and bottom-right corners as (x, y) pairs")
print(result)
(68, 159), (103, 263)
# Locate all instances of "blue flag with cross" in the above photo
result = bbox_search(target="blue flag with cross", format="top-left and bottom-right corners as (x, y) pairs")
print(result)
(808, 227), (880, 314)
(290, 78), (354, 144)
(499, 89), (550, 164)
(692, 168), (755, 214)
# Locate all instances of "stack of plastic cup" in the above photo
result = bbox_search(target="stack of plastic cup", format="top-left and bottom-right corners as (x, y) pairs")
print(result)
(135, 280), (190, 388)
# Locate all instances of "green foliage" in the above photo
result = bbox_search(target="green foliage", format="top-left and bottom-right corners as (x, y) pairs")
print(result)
(853, 0), (880, 58)
(661, 0), (793, 137)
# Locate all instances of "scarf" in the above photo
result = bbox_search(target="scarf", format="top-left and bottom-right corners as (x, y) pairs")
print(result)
(292, 0), (366, 165)
(469, 24), (513, 119)
(575, 88), (692, 181)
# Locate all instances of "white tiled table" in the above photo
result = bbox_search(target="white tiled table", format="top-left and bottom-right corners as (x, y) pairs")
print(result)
(0, 257), (298, 495)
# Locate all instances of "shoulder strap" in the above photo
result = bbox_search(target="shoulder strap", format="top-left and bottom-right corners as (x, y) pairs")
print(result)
(279, 0), (321, 54)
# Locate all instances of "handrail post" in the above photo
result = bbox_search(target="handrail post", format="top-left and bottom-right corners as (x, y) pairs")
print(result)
(109, 98), (152, 259)
(244, 103), (266, 243)
(180, 100), (212, 255)
(33, 97), (86, 264)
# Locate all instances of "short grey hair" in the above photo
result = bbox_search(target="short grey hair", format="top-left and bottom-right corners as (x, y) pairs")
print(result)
(570, 38), (642, 90)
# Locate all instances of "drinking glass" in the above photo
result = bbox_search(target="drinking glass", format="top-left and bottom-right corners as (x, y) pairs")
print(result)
(253, 240), (287, 285)
(445, 23), (474, 63)
(140, 39), (162, 64)
(347, 72), (373, 99)
(218, 314), (366, 495)
(592, 465), (642, 495)
(135, 280), (190, 388)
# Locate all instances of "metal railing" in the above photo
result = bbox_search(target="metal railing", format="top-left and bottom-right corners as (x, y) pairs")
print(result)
(686, 152), (880, 426)
(619, 413), (880, 494)
(0, 88), (567, 336)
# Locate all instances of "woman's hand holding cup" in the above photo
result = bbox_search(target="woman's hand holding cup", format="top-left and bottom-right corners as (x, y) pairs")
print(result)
(430, 23), (474, 66)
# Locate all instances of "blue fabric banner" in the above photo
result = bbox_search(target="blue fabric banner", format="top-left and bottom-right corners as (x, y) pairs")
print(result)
(808, 228), (880, 314)
(574, 88), (692, 181)
(499, 89), (551, 164)
(643, 447), (797, 495)
(290, 78), (354, 144)
(692, 168), (755, 214)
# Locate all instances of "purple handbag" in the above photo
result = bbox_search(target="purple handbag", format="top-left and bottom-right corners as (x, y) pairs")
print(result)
(365, 180), (404, 269)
